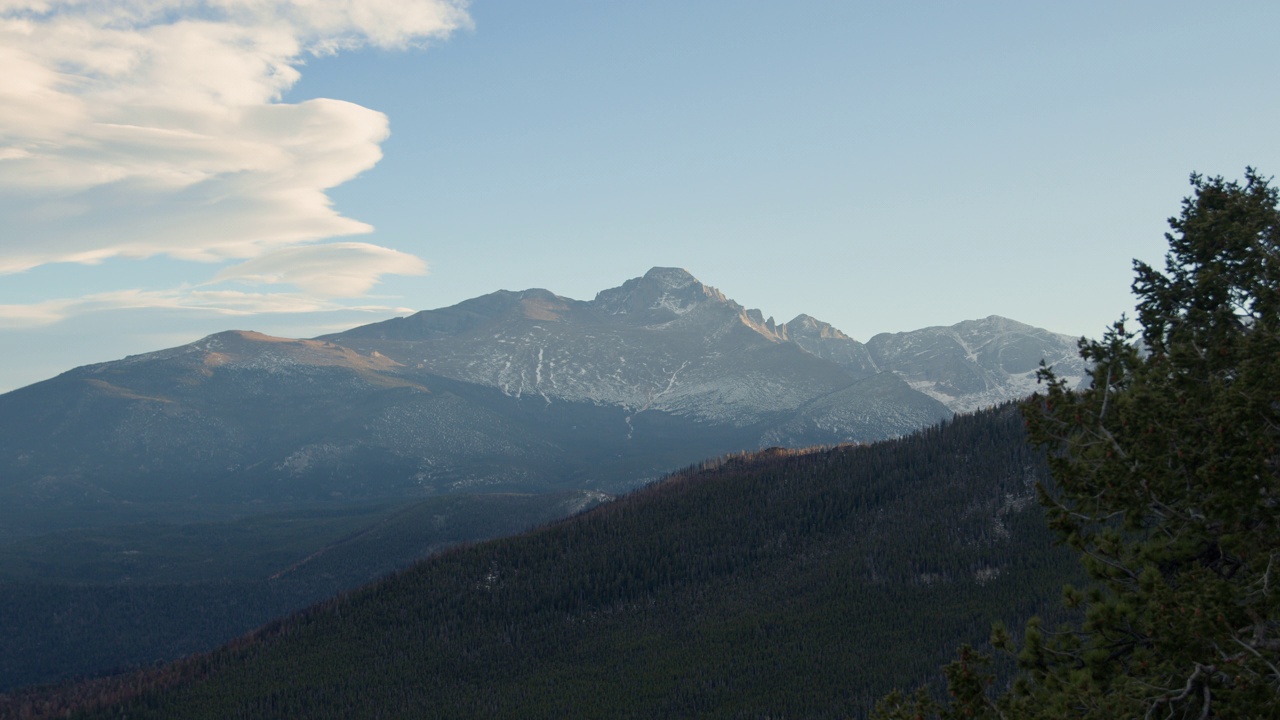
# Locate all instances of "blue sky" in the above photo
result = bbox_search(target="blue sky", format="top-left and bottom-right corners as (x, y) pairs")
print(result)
(2, 1), (1278, 392)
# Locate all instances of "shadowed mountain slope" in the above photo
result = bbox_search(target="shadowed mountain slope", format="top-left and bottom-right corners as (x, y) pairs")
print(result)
(0, 490), (611, 693)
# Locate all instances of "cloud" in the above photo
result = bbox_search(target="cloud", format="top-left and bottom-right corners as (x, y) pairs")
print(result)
(0, 0), (468, 272)
(210, 241), (428, 296)
(0, 283), (417, 330)
(0, 297), (79, 328)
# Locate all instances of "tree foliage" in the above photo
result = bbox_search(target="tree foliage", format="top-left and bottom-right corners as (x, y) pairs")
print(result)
(877, 169), (1280, 718)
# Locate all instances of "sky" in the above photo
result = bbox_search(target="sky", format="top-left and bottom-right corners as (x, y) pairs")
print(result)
(2, 1), (1279, 393)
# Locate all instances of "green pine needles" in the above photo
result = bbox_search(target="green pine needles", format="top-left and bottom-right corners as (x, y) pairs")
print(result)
(876, 169), (1280, 719)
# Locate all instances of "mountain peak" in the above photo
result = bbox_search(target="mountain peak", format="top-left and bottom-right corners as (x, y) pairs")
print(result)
(958, 315), (1030, 331)
(592, 267), (728, 320)
(781, 314), (852, 341)
(641, 266), (699, 289)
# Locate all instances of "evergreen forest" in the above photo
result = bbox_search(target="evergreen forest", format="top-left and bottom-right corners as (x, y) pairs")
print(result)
(0, 491), (609, 693)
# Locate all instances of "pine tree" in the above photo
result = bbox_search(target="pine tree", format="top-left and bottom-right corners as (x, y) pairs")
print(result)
(877, 169), (1280, 719)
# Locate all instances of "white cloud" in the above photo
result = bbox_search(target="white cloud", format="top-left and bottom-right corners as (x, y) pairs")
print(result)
(0, 283), (416, 329)
(0, 0), (467, 272)
(0, 297), (79, 328)
(210, 241), (428, 296)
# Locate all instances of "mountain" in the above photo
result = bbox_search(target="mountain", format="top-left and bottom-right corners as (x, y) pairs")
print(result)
(0, 268), (1081, 537)
(9, 405), (1082, 719)
(0, 330), (575, 534)
(865, 315), (1086, 413)
(774, 312), (1086, 414)
(328, 268), (1083, 418)
(326, 267), (884, 425)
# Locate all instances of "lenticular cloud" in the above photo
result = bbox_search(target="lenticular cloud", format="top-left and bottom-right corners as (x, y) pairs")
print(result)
(212, 242), (428, 297)
(0, 0), (469, 273)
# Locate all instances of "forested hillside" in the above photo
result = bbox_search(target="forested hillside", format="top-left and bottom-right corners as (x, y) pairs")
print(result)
(0, 491), (608, 692)
(6, 404), (1083, 719)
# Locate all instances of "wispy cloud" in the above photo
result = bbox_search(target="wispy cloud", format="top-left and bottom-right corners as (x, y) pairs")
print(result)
(0, 284), (418, 330)
(0, 0), (467, 281)
(210, 242), (428, 296)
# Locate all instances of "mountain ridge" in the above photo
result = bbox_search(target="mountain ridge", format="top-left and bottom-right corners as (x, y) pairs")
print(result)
(0, 267), (1082, 538)
(324, 267), (1083, 417)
